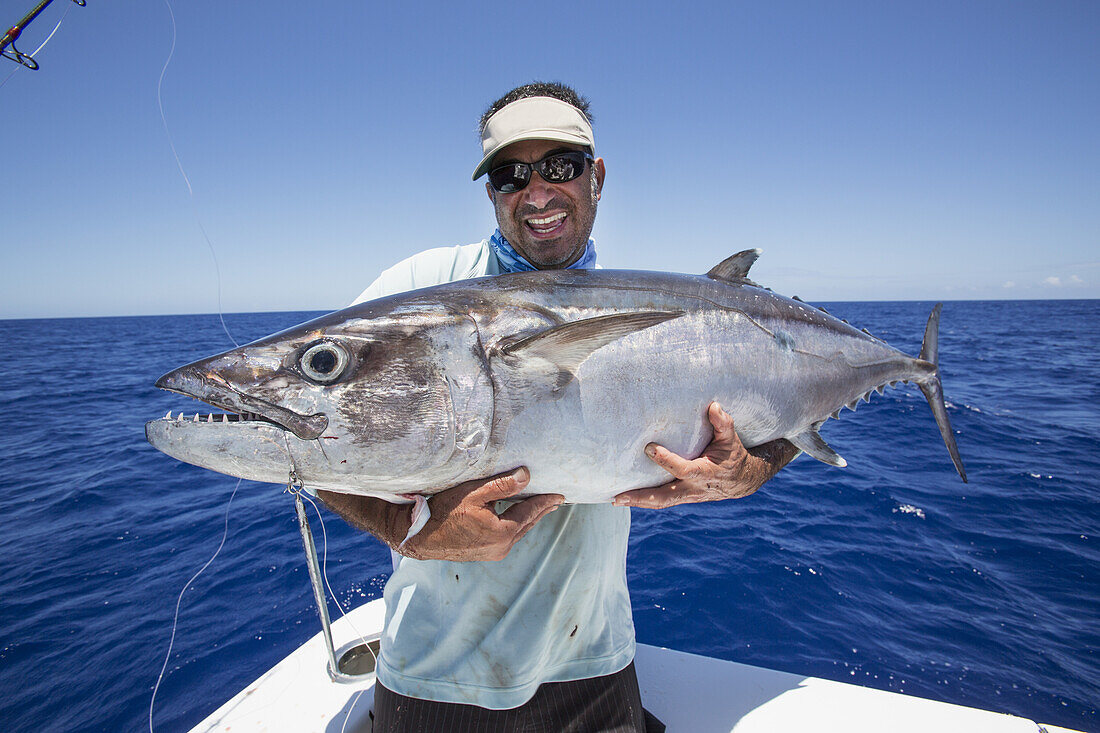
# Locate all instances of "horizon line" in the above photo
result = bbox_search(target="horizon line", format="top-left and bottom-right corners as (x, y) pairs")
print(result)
(2, 296), (1098, 323)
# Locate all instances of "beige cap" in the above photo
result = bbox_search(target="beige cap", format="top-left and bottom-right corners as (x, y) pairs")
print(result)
(472, 96), (595, 180)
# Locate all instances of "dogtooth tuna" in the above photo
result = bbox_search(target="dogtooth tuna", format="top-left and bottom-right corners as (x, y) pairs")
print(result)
(145, 250), (967, 542)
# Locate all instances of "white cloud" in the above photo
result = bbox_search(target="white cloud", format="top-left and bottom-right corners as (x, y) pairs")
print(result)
(1003, 281), (1016, 289)
(1042, 276), (1062, 287)
(1070, 275), (1084, 284)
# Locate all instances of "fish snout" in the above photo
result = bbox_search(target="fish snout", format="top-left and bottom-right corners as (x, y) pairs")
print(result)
(155, 364), (328, 441)
(155, 365), (207, 395)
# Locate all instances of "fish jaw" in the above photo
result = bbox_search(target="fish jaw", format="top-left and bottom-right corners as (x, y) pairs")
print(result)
(155, 365), (328, 440)
(144, 415), (298, 484)
(147, 360), (328, 484)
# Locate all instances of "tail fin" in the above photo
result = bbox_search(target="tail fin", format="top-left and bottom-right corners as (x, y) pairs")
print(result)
(917, 303), (968, 482)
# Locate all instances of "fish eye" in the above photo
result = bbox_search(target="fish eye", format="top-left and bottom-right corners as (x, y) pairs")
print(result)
(300, 341), (349, 383)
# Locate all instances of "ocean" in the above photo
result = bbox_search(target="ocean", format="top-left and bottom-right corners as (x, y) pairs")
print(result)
(0, 300), (1096, 732)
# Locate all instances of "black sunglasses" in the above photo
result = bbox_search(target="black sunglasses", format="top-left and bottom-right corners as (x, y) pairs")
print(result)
(488, 150), (594, 193)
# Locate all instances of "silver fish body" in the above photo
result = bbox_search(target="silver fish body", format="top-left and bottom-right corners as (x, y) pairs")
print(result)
(145, 251), (966, 502)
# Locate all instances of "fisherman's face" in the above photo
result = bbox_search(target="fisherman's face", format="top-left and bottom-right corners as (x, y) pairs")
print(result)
(486, 139), (605, 269)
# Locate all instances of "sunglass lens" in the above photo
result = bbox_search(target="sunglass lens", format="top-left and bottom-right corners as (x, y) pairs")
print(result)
(538, 152), (585, 183)
(489, 163), (530, 193)
(489, 152), (588, 192)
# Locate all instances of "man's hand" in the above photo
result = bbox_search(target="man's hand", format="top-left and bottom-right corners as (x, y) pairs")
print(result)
(613, 402), (799, 509)
(318, 468), (564, 562)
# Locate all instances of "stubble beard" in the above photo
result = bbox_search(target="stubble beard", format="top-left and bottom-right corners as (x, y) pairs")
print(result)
(495, 169), (600, 270)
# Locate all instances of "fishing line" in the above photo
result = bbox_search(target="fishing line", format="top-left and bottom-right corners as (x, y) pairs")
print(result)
(150, 7), (370, 724)
(28, 3), (71, 54)
(341, 687), (368, 733)
(0, 0), (74, 90)
(148, 477), (242, 733)
(157, 0), (238, 348)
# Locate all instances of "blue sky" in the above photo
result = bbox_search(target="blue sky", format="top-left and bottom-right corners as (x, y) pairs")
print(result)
(1, 0), (1096, 318)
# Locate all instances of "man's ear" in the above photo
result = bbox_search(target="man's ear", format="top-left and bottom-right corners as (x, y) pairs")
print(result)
(594, 157), (606, 201)
(486, 181), (495, 204)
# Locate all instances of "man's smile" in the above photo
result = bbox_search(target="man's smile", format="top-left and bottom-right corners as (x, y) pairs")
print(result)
(525, 211), (568, 237)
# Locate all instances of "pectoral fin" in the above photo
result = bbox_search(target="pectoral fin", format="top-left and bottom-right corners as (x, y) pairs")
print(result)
(787, 428), (847, 467)
(500, 311), (683, 393)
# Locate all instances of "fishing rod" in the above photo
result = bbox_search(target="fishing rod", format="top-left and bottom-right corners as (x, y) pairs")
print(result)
(1, 0), (85, 70)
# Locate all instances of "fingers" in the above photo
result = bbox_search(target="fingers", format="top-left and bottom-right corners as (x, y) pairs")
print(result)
(644, 442), (697, 479)
(707, 401), (740, 446)
(434, 467), (529, 508)
(646, 403), (745, 479)
(500, 493), (564, 534)
(469, 467), (531, 502)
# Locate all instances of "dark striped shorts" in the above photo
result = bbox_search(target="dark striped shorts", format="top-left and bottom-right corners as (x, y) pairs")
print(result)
(372, 661), (664, 733)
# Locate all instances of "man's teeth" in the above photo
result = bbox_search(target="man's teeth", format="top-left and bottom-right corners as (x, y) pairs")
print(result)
(527, 212), (566, 228)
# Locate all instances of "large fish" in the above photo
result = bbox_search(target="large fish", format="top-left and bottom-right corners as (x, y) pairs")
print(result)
(146, 250), (967, 513)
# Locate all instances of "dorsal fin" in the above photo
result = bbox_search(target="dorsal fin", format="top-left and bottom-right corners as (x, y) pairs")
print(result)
(706, 249), (761, 283)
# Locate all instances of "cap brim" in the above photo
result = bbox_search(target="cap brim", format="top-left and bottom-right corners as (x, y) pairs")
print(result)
(472, 130), (593, 180)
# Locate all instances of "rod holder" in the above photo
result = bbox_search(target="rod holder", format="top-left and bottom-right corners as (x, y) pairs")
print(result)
(293, 491), (363, 683)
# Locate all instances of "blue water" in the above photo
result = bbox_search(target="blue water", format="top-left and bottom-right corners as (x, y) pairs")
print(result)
(0, 300), (1097, 732)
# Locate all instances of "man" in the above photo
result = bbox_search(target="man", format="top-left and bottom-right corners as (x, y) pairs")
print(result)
(319, 82), (797, 732)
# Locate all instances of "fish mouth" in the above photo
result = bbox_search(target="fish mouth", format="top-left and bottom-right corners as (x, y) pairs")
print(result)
(154, 366), (328, 440)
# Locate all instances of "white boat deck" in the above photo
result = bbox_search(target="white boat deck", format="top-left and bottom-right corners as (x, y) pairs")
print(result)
(191, 599), (1082, 733)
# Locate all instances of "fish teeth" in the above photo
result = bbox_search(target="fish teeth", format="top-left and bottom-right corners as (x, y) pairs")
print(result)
(830, 409), (841, 420)
(875, 385), (885, 395)
(165, 411), (172, 420)
(193, 413), (200, 422)
(207, 414), (214, 423)
(222, 414), (228, 423)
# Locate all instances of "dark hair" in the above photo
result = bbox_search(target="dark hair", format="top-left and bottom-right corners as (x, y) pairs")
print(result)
(479, 81), (593, 135)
